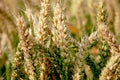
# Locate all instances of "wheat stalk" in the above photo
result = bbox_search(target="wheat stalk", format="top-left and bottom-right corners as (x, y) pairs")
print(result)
(98, 24), (120, 54)
(34, 0), (50, 46)
(52, 0), (68, 49)
(96, 0), (120, 79)
(16, 16), (36, 80)
(99, 53), (120, 80)
(74, 37), (89, 80)
(11, 44), (24, 79)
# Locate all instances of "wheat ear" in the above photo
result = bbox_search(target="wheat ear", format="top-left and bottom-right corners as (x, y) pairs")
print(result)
(17, 16), (36, 80)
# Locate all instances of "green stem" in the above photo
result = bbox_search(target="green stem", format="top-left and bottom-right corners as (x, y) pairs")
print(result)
(5, 61), (10, 80)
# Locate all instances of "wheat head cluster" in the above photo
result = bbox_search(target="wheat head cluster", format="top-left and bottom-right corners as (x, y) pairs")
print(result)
(0, 0), (120, 80)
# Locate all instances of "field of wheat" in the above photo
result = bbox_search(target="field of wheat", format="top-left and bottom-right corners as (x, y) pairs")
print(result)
(0, 0), (120, 80)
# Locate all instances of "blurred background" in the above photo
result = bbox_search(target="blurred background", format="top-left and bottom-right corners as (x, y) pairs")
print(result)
(0, 0), (120, 79)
